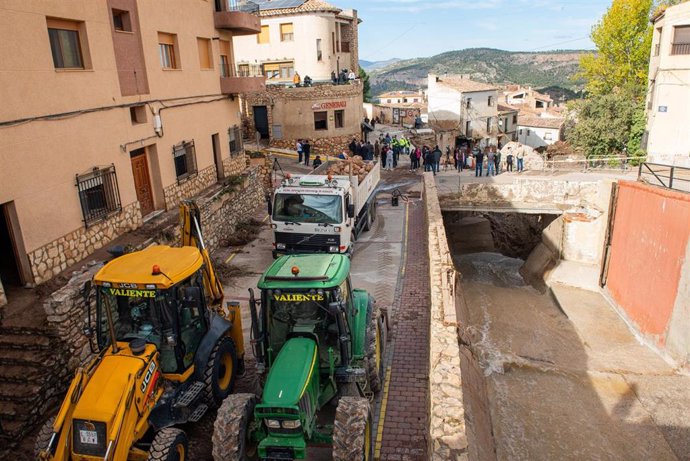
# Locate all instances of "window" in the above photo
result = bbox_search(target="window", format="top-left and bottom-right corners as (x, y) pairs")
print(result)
(316, 38), (322, 61)
(672, 26), (690, 55)
(76, 165), (122, 227)
(513, 114), (518, 124)
(263, 62), (294, 80)
(527, 129), (531, 136)
(465, 121), (472, 136)
(486, 118), (491, 133)
(238, 64), (250, 77)
(158, 32), (178, 69)
(112, 9), (131, 32)
(228, 125), (243, 156)
(280, 23), (294, 42)
(314, 111), (328, 130)
(544, 132), (553, 141)
(387, 99), (391, 103)
(466, 98), (472, 109)
(47, 18), (84, 69)
(197, 37), (212, 69)
(173, 140), (197, 181)
(258, 25), (269, 44)
(219, 39), (231, 77)
(519, 129), (523, 135)
(335, 110), (344, 128)
(332, 32), (336, 54)
(403, 98), (408, 103)
(130, 105), (146, 124)
(488, 96), (494, 106)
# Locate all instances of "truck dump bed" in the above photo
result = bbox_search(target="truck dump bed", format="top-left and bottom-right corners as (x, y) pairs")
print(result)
(311, 159), (380, 215)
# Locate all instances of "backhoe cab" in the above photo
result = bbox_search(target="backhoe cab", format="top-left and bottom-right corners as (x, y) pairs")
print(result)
(35, 201), (244, 461)
(213, 254), (387, 460)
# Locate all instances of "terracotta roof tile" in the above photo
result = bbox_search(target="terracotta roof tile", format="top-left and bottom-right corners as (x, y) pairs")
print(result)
(259, 0), (341, 17)
(518, 116), (564, 129)
(437, 76), (497, 93)
(498, 103), (519, 113)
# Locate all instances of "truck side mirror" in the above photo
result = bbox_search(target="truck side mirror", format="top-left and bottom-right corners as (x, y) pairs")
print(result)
(184, 286), (202, 307)
(347, 204), (355, 218)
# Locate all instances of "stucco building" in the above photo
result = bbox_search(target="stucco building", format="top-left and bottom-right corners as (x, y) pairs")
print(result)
(503, 86), (553, 112)
(497, 103), (519, 145)
(517, 116), (564, 149)
(376, 90), (424, 105)
(427, 74), (499, 150)
(233, 0), (364, 154)
(645, 2), (690, 167)
(0, 0), (265, 297)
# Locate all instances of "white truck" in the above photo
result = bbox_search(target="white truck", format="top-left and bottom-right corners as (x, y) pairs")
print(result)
(270, 159), (381, 258)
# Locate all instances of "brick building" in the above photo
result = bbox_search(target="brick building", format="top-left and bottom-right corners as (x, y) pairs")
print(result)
(0, 0), (265, 301)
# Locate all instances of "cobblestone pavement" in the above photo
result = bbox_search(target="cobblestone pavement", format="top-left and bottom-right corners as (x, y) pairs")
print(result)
(377, 199), (431, 461)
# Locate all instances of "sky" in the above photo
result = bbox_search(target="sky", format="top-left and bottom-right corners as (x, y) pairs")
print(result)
(338, 0), (612, 61)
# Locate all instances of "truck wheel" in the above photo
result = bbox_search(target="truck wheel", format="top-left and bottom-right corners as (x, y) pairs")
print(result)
(34, 416), (55, 458)
(212, 393), (258, 461)
(147, 428), (188, 461)
(365, 305), (385, 393)
(333, 397), (373, 461)
(204, 337), (238, 407)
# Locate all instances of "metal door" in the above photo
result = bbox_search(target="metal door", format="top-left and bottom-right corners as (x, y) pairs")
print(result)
(253, 105), (269, 139)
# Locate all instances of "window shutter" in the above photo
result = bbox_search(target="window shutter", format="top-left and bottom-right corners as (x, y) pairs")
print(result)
(674, 26), (690, 44)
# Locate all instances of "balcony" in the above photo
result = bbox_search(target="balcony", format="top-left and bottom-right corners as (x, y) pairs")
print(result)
(221, 65), (265, 95)
(214, 0), (261, 35)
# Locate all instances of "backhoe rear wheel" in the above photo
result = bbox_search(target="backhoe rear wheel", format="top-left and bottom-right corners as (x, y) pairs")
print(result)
(365, 305), (385, 393)
(204, 337), (238, 407)
(212, 393), (258, 461)
(34, 415), (55, 458)
(147, 427), (188, 461)
(333, 397), (373, 461)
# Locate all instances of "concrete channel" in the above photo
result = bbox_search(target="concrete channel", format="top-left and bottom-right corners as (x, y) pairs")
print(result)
(427, 170), (690, 460)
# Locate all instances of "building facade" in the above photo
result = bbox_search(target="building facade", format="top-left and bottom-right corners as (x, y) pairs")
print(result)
(427, 74), (499, 150)
(0, 0), (264, 294)
(497, 104), (519, 146)
(504, 86), (553, 111)
(233, 0), (359, 83)
(234, 0), (364, 154)
(646, 2), (690, 167)
(517, 116), (564, 149)
(376, 91), (423, 105)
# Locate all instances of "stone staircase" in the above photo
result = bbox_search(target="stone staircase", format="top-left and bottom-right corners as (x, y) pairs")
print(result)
(0, 324), (66, 455)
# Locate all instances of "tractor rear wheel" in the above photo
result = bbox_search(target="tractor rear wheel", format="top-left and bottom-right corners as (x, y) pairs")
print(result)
(204, 337), (238, 407)
(365, 305), (385, 393)
(34, 416), (55, 458)
(333, 397), (373, 461)
(212, 393), (258, 461)
(147, 428), (188, 461)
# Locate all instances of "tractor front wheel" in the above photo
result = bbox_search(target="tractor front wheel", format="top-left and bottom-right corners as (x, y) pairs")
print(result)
(212, 393), (258, 461)
(34, 415), (55, 458)
(333, 397), (373, 461)
(365, 305), (385, 393)
(147, 428), (188, 461)
(204, 337), (238, 407)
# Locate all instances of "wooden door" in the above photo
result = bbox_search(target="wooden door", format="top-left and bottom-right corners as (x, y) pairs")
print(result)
(130, 150), (154, 216)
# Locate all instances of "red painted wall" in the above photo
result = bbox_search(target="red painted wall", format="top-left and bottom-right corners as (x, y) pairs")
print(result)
(607, 181), (690, 346)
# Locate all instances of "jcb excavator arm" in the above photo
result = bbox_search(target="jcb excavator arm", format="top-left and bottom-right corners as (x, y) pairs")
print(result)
(179, 201), (224, 307)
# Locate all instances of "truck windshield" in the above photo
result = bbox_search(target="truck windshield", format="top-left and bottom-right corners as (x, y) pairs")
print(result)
(273, 193), (342, 224)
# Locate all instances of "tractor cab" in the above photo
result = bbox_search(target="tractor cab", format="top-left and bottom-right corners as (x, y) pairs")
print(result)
(94, 245), (209, 374)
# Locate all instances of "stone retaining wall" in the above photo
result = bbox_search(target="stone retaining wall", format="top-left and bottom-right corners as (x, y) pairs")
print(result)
(163, 164), (218, 211)
(424, 175), (470, 459)
(28, 201), (142, 285)
(269, 135), (354, 158)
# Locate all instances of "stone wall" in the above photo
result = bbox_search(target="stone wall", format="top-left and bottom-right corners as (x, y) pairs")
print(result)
(424, 175), (470, 459)
(223, 153), (248, 178)
(28, 201), (142, 285)
(269, 135), (354, 158)
(163, 164), (218, 211)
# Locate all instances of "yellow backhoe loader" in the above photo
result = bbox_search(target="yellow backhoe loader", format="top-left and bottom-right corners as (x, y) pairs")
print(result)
(35, 201), (244, 460)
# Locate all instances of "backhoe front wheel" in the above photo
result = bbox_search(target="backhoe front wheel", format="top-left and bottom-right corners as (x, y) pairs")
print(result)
(212, 393), (258, 461)
(365, 305), (385, 393)
(204, 337), (238, 407)
(333, 397), (373, 461)
(147, 428), (188, 461)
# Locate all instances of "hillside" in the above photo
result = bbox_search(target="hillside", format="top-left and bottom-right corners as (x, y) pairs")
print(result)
(370, 48), (590, 99)
(360, 58), (402, 71)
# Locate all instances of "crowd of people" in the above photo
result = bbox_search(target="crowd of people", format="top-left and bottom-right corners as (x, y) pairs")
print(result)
(447, 145), (525, 176)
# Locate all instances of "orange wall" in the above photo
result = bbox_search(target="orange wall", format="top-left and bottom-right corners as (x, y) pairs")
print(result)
(607, 181), (690, 345)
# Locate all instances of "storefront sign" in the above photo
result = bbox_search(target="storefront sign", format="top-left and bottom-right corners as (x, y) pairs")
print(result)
(312, 101), (347, 110)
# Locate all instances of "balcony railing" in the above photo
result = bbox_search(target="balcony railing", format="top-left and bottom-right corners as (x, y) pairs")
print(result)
(671, 43), (690, 55)
(221, 64), (265, 94)
(639, 162), (690, 192)
(215, 0), (259, 13)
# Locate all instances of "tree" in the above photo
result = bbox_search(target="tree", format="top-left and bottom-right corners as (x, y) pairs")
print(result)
(566, 89), (639, 158)
(359, 67), (372, 103)
(577, 0), (653, 96)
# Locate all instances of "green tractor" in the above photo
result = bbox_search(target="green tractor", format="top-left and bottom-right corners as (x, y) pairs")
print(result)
(212, 253), (388, 460)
